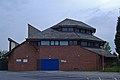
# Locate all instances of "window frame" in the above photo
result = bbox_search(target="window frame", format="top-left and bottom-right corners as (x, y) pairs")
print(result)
(68, 28), (74, 32)
(60, 41), (68, 46)
(69, 41), (77, 45)
(81, 41), (87, 47)
(41, 41), (50, 46)
(62, 28), (68, 32)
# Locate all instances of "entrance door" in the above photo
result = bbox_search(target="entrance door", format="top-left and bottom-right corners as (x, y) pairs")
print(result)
(40, 59), (59, 71)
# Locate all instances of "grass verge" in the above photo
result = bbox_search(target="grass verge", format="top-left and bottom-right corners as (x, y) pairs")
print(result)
(103, 66), (120, 72)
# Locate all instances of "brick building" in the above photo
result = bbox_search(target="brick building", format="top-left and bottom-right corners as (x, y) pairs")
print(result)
(6, 18), (116, 71)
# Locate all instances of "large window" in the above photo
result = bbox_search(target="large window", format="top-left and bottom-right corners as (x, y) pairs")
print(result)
(41, 41), (50, 45)
(60, 41), (68, 45)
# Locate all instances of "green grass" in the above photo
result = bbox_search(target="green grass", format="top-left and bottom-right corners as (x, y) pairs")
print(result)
(103, 66), (120, 72)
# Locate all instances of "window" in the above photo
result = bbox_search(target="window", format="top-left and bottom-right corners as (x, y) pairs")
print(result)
(90, 42), (94, 47)
(69, 41), (77, 45)
(38, 42), (41, 46)
(50, 41), (59, 45)
(62, 28), (68, 32)
(23, 59), (28, 63)
(81, 41), (87, 46)
(95, 43), (99, 47)
(60, 41), (68, 45)
(41, 41), (50, 45)
(51, 41), (54, 45)
(86, 30), (92, 34)
(81, 29), (85, 33)
(68, 28), (74, 32)
(87, 42), (91, 47)
(16, 59), (22, 62)
(87, 42), (94, 47)
(55, 41), (59, 45)
(75, 28), (79, 32)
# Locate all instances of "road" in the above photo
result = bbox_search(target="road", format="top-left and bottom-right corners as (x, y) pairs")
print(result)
(0, 71), (120, 80)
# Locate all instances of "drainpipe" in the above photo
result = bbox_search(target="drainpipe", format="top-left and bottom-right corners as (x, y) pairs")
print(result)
(101, 46), (104, 71)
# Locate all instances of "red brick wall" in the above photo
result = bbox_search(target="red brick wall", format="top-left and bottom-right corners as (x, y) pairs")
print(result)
(8, 42), (38, 71)
(8, 42), (102, 71)
(39, 46), (99, 71)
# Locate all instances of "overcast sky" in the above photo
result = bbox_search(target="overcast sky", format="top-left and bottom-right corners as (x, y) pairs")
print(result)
(0, 0), (120, 52)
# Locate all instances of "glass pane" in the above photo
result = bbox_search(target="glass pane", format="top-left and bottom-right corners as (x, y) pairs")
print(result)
(73, 41), (77, 45)
(69, 41), (73, 45)
(75, 28), (79, 32)
(62, 28), (68, 32)
(81, 41), (87, 46)
(81, 29), (85, 33)
(55, 41), (59, 45)
(60, 41), (68, 45)
(69, 41), (77, 45)
(51, 41), (54, 45)
(95, 43), (99, 47)
(38, 42), (41, 46)
(41, 41), (50, 45)
(68, 28), (74, 32)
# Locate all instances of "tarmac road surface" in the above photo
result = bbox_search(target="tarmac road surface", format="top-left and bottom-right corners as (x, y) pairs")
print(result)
(0, 71), (120, 80)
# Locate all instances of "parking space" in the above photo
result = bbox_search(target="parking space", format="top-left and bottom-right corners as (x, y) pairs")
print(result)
(0, 71), (120, 80)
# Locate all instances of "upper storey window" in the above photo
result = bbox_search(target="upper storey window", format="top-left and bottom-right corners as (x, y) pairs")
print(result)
(68, 28), (74, 32)
(60, 41), (68, 45)
(62, 28), (68, 32)
(75, 28), (79, 32)
(60, 27), (92, 35)
(69, 41), (77, 45)
(41, 41), (50, 45)
(62, 27), (74, 32)
(86, 30), (92, 34)
(80, 29), (85, 33)
(81, 41), (87, 47)
(51, 41), (59, 45)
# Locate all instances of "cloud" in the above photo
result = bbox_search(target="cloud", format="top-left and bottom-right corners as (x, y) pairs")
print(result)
(86, 9), (118, 51)
(0, 0), (29, 11)
(99, 0), (120, 11)
(0, 0), (120, 51)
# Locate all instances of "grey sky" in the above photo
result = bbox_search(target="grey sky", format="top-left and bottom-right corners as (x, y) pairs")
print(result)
(0, 0), (120, 52)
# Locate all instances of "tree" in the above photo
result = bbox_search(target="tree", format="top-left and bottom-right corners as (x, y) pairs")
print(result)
(103, 42), (112, 52)
(0, 50), (7, 59)
(115, 17), (120, 58)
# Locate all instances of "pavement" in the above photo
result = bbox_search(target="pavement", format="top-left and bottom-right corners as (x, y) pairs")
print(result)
(0, 71), (120, 80)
